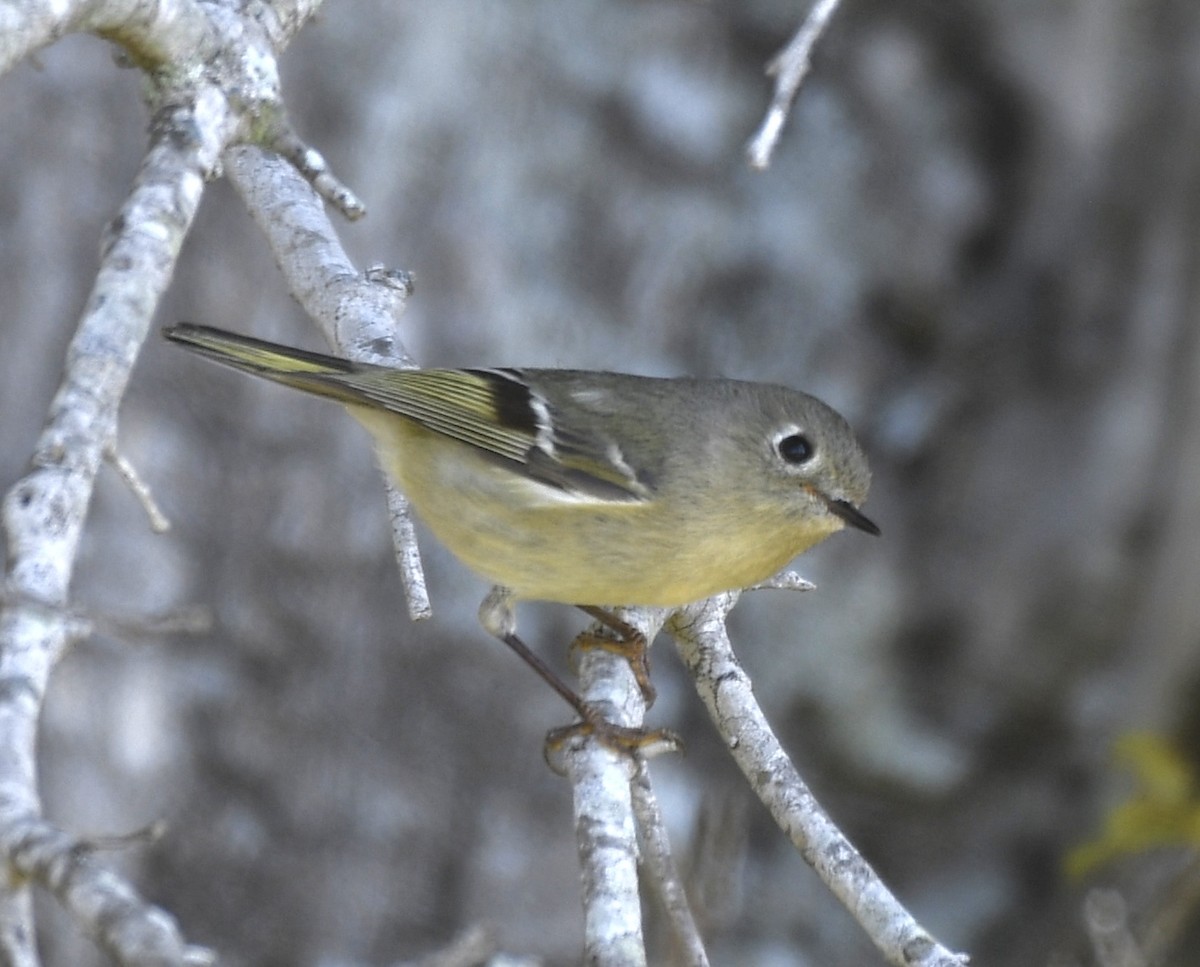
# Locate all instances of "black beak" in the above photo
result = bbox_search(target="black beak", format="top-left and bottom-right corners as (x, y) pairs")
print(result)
(825, 497), (881, 536)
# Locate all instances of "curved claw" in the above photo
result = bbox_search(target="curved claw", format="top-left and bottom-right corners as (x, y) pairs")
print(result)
(572, 607), (657, 708)
(543, 717), (684, 774)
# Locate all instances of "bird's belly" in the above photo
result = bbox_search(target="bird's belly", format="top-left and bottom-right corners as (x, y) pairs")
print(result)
(369, 417), (822, 607)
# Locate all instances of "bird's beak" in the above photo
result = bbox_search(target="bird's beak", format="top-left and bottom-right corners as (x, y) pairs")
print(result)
(824, 496), (881, 536)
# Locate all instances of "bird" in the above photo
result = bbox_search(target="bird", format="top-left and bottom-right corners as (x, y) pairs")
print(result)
(164, 323), (878, 750)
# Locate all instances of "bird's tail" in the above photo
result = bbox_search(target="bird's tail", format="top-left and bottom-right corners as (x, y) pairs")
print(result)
(162, 323), (376, 406)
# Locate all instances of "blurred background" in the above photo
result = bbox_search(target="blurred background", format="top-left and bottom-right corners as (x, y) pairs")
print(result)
(3, 0), (1200, 964)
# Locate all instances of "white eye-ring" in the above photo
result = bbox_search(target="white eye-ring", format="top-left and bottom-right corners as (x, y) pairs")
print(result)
(774, 427), (816, 466)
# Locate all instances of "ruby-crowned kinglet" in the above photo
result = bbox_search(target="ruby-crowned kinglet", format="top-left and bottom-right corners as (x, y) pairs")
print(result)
(163, 323), (878, 740)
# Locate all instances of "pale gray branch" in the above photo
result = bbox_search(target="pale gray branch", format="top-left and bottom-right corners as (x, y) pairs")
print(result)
(1085, 889), (1146, 967)
(564, 738), (645, 967)
(552, 607), (670, 966)
(670, 595), (970, 967)
(748, 569), (817, 593)
(224, 146), (431, 620)
(0, 0), (213, 75)
(262, 122), (367, 220)
(0, 815), (214, 965)
(0, 0), (329, 961)
(746, 0), (844, 170)
(105, 445), (172, 534)
(0, 72), (233, 964)
(631, 759), (710, 966)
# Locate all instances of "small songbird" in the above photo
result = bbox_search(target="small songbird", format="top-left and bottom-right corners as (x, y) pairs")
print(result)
(164, 323), (878, 745)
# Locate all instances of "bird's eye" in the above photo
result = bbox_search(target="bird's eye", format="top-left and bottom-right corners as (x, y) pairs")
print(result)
(777, 433), (814, 465)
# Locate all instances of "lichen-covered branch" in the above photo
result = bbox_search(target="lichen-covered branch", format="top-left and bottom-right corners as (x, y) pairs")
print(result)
(670, 595), (971, 967)
(556, 607), (670, 966)
(224, 146), (429, 618)
(0, 0), (337, 961)
(746, 0), (844, 170)
(0, 73), (233, 962)
(631, 758), (709, 966)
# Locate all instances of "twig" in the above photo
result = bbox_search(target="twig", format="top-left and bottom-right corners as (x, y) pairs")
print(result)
(749, 569), (816, 593)
(225, 146), (432, 620)
(746, 0), (844, 170)
(0, 61), (237, 966)
(0, 1), (324, 961)
(408, 922), (498, 967)
(1084, 888), (1146, 967)
(1140, 851), (1200, 964)
(105, 444), (171, 533)
(0, 814), (215, 966)
(562, 735), (645, 966)
(80, 819), (168, 853)
(0, 589), (211, 644)
(566, 735), (645, 959)
(631, 759), (710, 966)
(387, 487), (432, 620)
(554, 607), (673, 967)
(670, 595), (970, 967)
(262, 117), (367, 221)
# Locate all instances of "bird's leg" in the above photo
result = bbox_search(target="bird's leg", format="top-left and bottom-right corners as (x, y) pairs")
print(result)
(477, 589), (679, 762)
(572, 605), (656, 708)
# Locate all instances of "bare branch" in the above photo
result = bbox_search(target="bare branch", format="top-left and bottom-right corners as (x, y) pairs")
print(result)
(1142, 852), (1200, 963)
(561, 733), (645, 967)
(262, 121), (366, 220)
(224, 148), (414, 362)
(1, 0), (213, 76)
(670, 595), (970, 967)
(0, 63), (236, 961)
(746, 0), (844, 170)
(0, 815), (215, 966)
(631, 759), (710, 966)
(224, 146), (431, 619)
(748, 569), (817, 593)
(105, 444), (171, 534)
(408, 923), (498, 967)
(1084, 889), (1146, 967)
(548, 607), (671, 966)
(386, 487), (433, 620)
(0, 1), (327, 959)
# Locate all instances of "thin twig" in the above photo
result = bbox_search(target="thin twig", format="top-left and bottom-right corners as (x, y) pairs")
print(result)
(670, 595), (970, 967)
(746, 0), (844, 170)
(263, 117), (367, 221)
(749, 569), (816, 593)
(79, 819), (168, 854)
(105, 443), (171, 533)
(631, 759), (710, 966)
(1084, 888), (1146, 967)
(0, 814), (216, 966)
(0, 65), (237, 965)
(1140, 851), (1200, 964)
(408, 923), (498, 967)
(387, 487), (432, 620)
(0, 590), (211, 644)
(225, 146), (430, 620)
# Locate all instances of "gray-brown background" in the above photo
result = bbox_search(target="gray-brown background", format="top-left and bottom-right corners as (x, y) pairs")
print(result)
(3, 1), (1199, 964)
